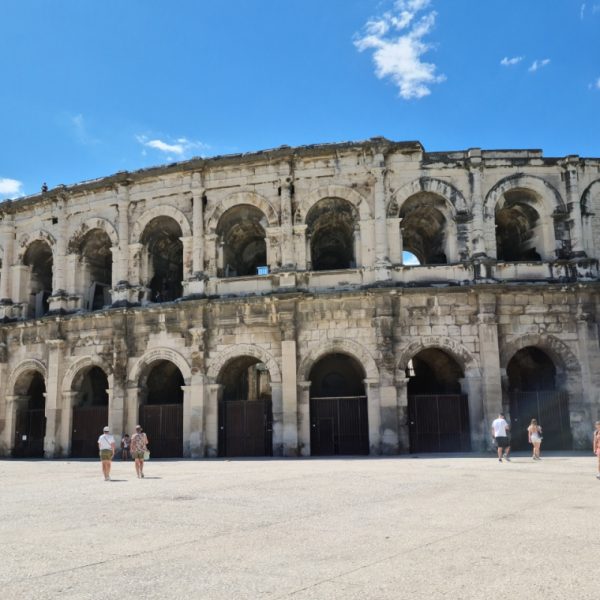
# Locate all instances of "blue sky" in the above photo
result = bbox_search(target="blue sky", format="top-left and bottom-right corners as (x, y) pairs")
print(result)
(1, 0), (599, 199)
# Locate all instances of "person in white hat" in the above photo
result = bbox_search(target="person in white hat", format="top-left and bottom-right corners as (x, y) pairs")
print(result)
(97, 426), (115, 481)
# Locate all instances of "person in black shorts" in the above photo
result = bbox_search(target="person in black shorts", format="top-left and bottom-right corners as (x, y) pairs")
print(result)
(491, 413), (511, 462)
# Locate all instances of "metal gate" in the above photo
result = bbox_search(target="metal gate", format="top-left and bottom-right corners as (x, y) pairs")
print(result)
(13, 408), (46, 458)
(310, 396), (369, 456)
(509, 390), (571, 450)
(219, 399), (273, 457)
(71, 406), (109, 457)
(139, 404), (183, 458)
(408, 394), (471, 453)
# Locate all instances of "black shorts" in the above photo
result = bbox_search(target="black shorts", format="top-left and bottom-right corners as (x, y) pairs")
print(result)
(495, 436), (509, 449)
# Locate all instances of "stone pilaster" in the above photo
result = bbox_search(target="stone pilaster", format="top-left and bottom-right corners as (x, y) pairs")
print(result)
(563, 156), (586, 257)
(280, 181), (295, 270)
(205, 383), (222, 457)
(475, 292), (503, 451)
(187, 373), (205, 458)
(48, 196), (69, 313)
(371, 156), (391, 281)
(293, 225), (308, 271)
(468, 148), (486, 258)
(44, 339), (66, 457)
(365, 378), (382, 454)
(0, 217), (15, 305)
(112, 184), (135, 305)
(281, 340), (298, 456)
(185, 184), (207, 296)
(297, 380), (311, 456)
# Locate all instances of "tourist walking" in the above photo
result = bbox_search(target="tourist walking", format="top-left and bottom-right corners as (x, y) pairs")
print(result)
(121, 433), (131, 461)
(97, 426), (115, 481)
(594, 421), (600, 480)
(492, 412), (511, 462)
(131, 425), (149, 479)
(527, 419), (543, 460)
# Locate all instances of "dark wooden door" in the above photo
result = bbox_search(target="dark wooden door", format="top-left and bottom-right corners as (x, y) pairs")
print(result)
(139, 404), (183, 458)
(509, 391), (571, 450)
(13, 408), (46, 458)
(408, 394), (471, 453)
(71, 406), (109, 457)
(310, 396), (369, 456)
(219, 399), (273, 457)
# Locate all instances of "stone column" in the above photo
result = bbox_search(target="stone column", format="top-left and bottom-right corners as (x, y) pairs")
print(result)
(365, 378), (382, 454)
(304, 231), (312, 270)
(181, 235), (194, 280)
(112, 185), (134, 305)
(265, 227), (280, 273)
(564, 157), (585, 256)
(108, 384), (125, 441)
(0, 218), (14, 304)
(297, 381), (311, 456)
(387, 218), (402, 265)
(205, 384), (222, 457)
(396, 377), (410, 453)
(293, 225), (307, 270)
(270, 381), (283, 455)
(353, 225), (362, 268)
(378, 382), (399, 455)
(280, 182), (295, 270)
(181, 384), (192, 457)
(48, 198), (69, 313)
(3, 393), (17, 456)
(185, 187), (207, 296)
(44, 339), (66, 457)
(281, 340), (298, 456)
(124, 386), (140, 437)
(205, 233), (218, 277)
(59, 391), (76, 456)
(187, 373), (205, 458)
(372, 159), (391, 281)
(475, 292), (503, 451)
(468, 149), (486, 258)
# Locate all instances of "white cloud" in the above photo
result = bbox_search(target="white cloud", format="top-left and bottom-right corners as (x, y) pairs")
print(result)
(500, 56), (523, 66)
(354, 0), (445, 100)
(528, 58), (551, 72)
(0, 177), (23, 198)
(590, 77), (600, 90)
(136, 135), (209, 159)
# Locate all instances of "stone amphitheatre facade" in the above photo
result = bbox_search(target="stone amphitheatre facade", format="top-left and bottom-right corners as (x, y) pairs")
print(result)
(0, 138), (599, 459)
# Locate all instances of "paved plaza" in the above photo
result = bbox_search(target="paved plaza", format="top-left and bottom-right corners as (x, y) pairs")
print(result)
(0, 454), (598, 600)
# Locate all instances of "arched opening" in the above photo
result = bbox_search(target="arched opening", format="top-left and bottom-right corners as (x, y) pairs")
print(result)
(406, 349), (470, 453)
(400, 193), (448, 265)
(402, 251), (421, 266)
(77, 229), (113, 310)
(141, 217), (183, 302)
(139, 360), (184, 457)
(23, 240), (53, 317)
(495, 190), (543, 261)
(70, 366), (109, 457)
(306, 198), (356, 271)
(216, 205), (267, 277)
(507, 347), (571, 450)
(217, 356), (273, 457)
(309, 353), (368, 455)
(12, 371), (46, 458)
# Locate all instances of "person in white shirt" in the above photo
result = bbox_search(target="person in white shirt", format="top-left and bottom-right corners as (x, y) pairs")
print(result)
(491, 413), (511, 462)
(97, 426), (115, 481)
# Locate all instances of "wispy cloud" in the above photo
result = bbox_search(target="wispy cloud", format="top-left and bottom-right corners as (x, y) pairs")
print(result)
(528, 58), (551, 73)
(589, 77), (600, 90)
(500, 56), (523, 67)
(136, 135), (210, 161)
(354, 0), (445, 100)
(581, 3), (586, 19)
(70, 113), (100, 145)
(0, 177), (23, 198)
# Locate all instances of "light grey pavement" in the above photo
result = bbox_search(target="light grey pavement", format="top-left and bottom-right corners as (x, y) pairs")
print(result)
(0, 453), (598, 600)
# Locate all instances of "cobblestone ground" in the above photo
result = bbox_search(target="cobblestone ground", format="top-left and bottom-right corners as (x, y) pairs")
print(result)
(0, 454), (598, 600)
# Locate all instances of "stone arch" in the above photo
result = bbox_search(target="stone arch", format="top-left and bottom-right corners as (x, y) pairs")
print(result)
(16, 230), (56, 262)
(67, 218), (119, 254)
(500, 334), (580, 375)
(61, 355), (114, 394)
(387, 177), (469, 218)
(581, 179), (600, 215)
(130, 204), (192, 243)
(397, 337), (480, 377)
(8, 358), (47, 395)
(128, 347), (192, 385)
(483, 174), (566, 220)
(295, 185), (371, 224)
(206, 343), (282, 384)
(297, 338), (379, 383)
(206, 191), (279, 234)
